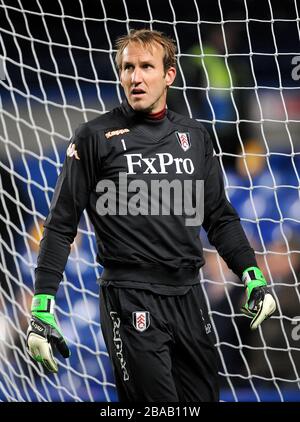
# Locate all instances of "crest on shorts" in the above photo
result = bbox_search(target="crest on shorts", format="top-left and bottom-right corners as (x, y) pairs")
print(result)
(132, 311), (150, 332)
(176, 132), (191, 152)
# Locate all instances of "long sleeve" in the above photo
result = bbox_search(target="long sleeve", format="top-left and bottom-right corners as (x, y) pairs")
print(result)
(35, 129), (100, 295)
(202, 131), (257, 278)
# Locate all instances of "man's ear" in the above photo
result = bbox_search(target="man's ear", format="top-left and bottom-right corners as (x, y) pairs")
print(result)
(165, 66), (176, 87)
(119, 71), (124, 88)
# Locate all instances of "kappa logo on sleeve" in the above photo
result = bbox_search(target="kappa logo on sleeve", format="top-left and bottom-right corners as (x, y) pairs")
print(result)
(200, 308), (212, 334)
(67, 143), (80, 160)
(176, 131), (191, 152)
(105, 128), (130, 139)
(132, 311), (150, 332)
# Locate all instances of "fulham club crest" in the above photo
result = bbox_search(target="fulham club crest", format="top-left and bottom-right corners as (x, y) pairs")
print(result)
(176, 132), (191, 152)
(132, 311), (150, 332)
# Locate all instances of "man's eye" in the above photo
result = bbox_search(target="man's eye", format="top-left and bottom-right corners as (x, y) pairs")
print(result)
(124, 64), (133, 70)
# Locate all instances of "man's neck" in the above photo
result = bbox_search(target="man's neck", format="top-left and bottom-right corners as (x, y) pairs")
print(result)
(146, 107), (167, 120)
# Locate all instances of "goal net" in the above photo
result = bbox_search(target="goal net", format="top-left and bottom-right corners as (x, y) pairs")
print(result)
(1, 0), (300, 402)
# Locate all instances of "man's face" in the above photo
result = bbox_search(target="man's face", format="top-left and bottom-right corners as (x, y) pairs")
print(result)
(120, 41), (176, 113)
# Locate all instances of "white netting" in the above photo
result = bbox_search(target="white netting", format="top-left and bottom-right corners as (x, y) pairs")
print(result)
(0, 0), (300, 402)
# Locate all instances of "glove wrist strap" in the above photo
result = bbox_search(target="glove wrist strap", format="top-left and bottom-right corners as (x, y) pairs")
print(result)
(31, 294), (61, 335)
(31, 294), (55, 314)
(242, 266), (267, 299)
(242, 266), (267, 287)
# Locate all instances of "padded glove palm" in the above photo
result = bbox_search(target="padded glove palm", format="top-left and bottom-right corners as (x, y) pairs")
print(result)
(241, 267), (276, 330)
(26, 294), (70, 372)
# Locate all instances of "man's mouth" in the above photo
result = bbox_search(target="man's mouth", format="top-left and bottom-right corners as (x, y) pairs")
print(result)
(131, 89), (146, 97)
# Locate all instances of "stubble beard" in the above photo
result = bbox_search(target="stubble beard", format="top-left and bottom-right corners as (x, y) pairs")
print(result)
(129, 89), (167, 114)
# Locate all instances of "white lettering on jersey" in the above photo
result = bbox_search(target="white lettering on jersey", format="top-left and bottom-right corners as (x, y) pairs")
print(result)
(124, 153), (194, 175)
(121, 138), (127, 151)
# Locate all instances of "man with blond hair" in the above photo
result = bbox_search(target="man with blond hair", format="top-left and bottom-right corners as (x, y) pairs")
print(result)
(26, 29), (276, 402)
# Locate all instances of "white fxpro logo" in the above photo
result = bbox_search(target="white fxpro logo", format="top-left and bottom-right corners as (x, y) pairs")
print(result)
(124, 153), (194, 175)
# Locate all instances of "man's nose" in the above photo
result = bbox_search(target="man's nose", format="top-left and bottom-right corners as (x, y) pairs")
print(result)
(131, 68), (142, 84)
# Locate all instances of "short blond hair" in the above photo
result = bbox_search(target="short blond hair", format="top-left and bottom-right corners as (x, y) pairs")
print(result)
(115, 29), (177, 73)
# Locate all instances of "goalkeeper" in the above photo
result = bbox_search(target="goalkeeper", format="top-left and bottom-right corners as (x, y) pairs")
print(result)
(26, 29), (276, 402)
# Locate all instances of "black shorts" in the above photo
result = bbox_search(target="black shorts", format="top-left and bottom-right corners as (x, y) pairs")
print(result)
(100, 283), (219, 402)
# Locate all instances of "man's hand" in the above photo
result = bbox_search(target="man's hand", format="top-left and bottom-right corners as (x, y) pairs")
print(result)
(26, 294), (70, 372)
(241, 267), (276, 330)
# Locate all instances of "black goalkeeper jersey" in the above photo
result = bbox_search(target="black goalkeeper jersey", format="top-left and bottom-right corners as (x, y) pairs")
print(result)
(35, 100), (257, 295)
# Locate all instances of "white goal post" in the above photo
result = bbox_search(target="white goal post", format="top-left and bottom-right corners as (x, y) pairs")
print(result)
(1, 0), (300, 402)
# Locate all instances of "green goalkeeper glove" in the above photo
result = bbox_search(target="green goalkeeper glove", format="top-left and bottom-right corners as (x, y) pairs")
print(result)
(241, 267), (276, 330)
(26, 294), (70, 372)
